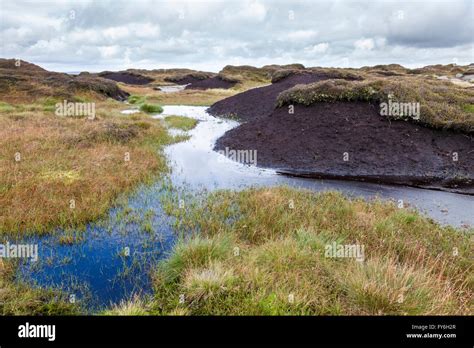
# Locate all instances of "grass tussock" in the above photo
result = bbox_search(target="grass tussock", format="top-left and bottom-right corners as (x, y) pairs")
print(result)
(127, 95), (146, 105)
(164, 116), (198, 131)
(128, 94), (164, 114)
(102, 295), (154, 315)
(151, 187), (472, 315)
(276, 77), (474, 132)
(0, 100), (180, 235)
(139, 103), (163, 114)
(126, 92), (164, 114)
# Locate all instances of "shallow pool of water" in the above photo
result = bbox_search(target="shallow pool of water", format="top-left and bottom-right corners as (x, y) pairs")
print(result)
(157, 85), (188, 93)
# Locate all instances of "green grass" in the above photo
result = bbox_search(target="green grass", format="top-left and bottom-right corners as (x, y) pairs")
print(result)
(164, 116), (198, 131)
(143, 187), (473, 316)
(41, 97), (62, 112)
(128, 95), (164, 116)
(0, 102), (16, 113)
(139, 103), (164, 114)
(127, 94), (164, 114)
(0, 259), (78, 315)
(128, 95), (146, 105)
(462, 104), (474, 113)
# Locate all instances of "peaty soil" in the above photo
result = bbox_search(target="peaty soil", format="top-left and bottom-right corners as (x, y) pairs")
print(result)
(214, 101), (474, 194)
(208, 72), (341, 121)
(185, 76), (237, 90)
(98, 71), (153, 85)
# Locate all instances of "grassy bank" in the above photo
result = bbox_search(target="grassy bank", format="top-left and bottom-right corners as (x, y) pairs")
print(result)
(105, 187), (473, 315)
(0, 99), (184, 235)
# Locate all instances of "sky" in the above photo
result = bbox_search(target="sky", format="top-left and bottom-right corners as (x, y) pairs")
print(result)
(0, 0), (473, 73)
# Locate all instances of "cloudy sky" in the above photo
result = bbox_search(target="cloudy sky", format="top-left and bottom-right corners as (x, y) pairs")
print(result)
(0, 0), (473, 72)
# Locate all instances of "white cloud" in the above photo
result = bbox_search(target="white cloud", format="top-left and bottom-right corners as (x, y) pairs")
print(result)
(0, 0), (471, 72)
(247, 1), (267, 22)
(131, 23), (160, 38)
(354, 38), (375, 51)
(230, 0), (267, 22)
(305, 42), (329, 54)
(98, 45), (121, 58)
(285, 30), (318, 42)
(102, 23), (160, 42)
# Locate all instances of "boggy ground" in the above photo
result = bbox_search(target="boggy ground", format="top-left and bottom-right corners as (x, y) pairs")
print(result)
(1, 61), (472, 315)
(211, 70), (474, 193)
(106, 187), (473, 315)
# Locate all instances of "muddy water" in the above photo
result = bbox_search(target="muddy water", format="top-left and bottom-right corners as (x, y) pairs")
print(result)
(15, 105), (473, 312)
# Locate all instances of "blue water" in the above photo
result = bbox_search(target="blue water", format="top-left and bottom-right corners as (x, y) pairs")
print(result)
(12, 105), (474, 312)
(13, 183), (177, 311)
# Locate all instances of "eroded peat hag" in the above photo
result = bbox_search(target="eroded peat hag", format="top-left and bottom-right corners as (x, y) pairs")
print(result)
(211, 70), (474, 194)
(208, 71), (345, 120)
(185, 76), (238, 90)
(98, 71), (154, 85)
(215, 102), (474, 194)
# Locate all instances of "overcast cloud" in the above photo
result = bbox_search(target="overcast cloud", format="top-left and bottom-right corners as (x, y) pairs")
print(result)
(0, 0), (472, 72)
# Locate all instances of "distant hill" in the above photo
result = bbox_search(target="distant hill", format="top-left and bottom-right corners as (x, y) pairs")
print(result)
(0, 58), (129, 102)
